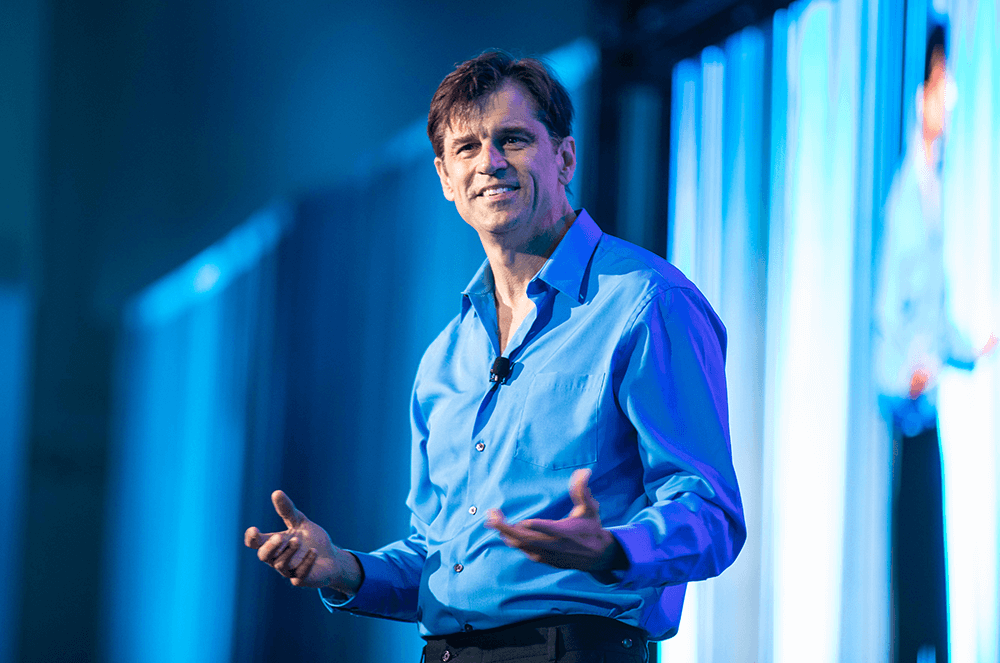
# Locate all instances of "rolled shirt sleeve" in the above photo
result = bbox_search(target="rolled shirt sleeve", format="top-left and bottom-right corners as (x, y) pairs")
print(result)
(322, 526), (427, 621)
(608, 285), (745, 589)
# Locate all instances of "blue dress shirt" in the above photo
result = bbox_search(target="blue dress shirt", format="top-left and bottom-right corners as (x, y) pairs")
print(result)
(874, 131), (977, 435)
(324, 210), (745, 640)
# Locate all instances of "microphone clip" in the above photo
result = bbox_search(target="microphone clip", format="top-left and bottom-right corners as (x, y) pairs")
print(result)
(489, 356), (512, 385)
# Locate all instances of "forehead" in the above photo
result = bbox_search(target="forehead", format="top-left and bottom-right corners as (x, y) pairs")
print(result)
(443, 81), (546, 142)
(929, 49), (946, 72)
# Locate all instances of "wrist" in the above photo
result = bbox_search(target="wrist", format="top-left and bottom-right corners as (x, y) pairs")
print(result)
(596, 531), (630, 572)
(329, 550), (364, 597)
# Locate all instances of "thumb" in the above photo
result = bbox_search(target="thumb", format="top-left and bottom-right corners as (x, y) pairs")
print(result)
(568, 469), (598, 519)
(272, 490), (304, 529)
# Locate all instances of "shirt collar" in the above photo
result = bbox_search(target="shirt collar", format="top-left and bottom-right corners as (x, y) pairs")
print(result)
(461, 209), (603, 313)
(534, 208), (602, 303)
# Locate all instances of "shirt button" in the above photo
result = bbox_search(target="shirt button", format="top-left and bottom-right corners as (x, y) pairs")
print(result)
(441, 651), (452, 662)
(464, 624), (474, 632)
(622, 638), (634, 649)
(475, 442), (486, 452)
(454, 563), (464, 573)
(468, 505), (477, 515)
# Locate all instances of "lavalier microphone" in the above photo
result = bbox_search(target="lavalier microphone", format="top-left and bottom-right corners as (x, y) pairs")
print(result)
(489, 356), (512, 384)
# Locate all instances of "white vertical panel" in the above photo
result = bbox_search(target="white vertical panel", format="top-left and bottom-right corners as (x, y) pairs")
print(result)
(939, 1), (1000, 661)
(713, 26), (767, 663)
(696, 47), (726, 308)
(839, 0), (892, 660)
(769, 3), (857, 663)
(670, 60), (702, 276)
(663, 56), (703, 663)
(664, 28), (768, 663)
(759, 10), (791, 662)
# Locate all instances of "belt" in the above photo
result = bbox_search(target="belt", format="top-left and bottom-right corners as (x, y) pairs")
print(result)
(422, 615), (649, 662)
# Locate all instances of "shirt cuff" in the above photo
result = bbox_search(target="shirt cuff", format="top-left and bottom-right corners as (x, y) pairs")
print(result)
(604, 522), (660, 589)
(318, 550), (417, 620)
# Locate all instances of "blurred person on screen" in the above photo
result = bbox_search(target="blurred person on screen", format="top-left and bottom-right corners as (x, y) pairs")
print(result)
(874, 21), (996, 663)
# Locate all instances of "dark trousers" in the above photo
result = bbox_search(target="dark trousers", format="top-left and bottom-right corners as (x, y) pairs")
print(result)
(892, 426), (948, 663)
(421, 615), (651, 663)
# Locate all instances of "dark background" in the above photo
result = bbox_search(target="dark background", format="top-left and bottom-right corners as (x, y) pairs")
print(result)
(1, 1), (802, 661)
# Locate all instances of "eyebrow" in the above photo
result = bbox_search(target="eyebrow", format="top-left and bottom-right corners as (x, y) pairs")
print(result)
(447, 124), (538, 149)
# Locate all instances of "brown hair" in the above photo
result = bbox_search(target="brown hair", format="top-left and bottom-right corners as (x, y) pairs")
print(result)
(427, 50), (574, 158)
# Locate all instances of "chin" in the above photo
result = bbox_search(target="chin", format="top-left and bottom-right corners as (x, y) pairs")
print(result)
(477, 209), (520, 229)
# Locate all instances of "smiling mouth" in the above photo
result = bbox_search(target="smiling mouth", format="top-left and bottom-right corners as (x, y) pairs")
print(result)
(479, 185), (520, 198)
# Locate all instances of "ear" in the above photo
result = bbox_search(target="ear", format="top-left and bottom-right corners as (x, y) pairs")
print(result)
(556, 136), (577, 187)
(434, 156), (456, 202)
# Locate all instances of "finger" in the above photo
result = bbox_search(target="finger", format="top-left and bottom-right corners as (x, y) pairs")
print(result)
(289, 540), (311, 570)
(485, 509), (509, 531)
(513, 519), (567, 541)
(568, 469), (598, 518)
(506, 540), (557, 566)
(290, 548), (319, 587)
(272, 490), (304, 529)
(500, 534), (541, 554)
(245, 527), (279, 549)
(488, 512), (543, 542)
(273, 537), (301, 576)
(496, 521), (560, 546)
(245, 527), (263, 549)
(257, 532), (290, 563)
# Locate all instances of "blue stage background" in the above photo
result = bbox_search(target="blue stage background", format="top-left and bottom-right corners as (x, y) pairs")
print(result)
(3, 1), (999, 662)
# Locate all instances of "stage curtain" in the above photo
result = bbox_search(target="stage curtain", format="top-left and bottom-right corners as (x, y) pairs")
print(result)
(0, 285), (32, 663)
(102, 207), (288, 663)
(938, 2), (1000, 661)
(661, 2), (902, 661)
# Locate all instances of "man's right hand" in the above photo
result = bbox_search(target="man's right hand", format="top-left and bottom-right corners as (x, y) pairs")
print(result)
(981, 333), (998, 357)
(244, 490), (363, 597)
(909, 367), (931, 399)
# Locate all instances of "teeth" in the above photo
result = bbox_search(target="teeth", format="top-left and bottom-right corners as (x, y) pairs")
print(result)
(484, 187), (515, 196)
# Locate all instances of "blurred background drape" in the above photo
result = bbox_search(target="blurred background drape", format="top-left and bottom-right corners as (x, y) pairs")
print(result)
(661, 1), (1000, 661)
(662, 3), (888, 660)
(938, 2), (1000, 661)
(0, 286), (32, 663)
(104, 206), (288, 663)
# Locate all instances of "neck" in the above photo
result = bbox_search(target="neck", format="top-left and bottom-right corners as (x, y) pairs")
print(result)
(922, 127), (940, 168)
(484, 206), (577, 309)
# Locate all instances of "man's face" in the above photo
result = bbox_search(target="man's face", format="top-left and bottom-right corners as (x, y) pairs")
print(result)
(923, 50), (947, 141)
(434, 81), (576, 242)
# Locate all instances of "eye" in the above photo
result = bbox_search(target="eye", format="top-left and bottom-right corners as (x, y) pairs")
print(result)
(503, 136), (527, 147)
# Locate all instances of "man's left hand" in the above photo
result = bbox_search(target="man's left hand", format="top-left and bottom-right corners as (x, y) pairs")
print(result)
(485, 469), (625, 572)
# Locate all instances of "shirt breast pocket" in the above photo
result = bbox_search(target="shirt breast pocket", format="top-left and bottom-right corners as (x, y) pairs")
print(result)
(513, 372), (605, 470)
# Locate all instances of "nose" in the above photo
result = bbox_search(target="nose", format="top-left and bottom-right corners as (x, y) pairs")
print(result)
(477, 142), (507, 174)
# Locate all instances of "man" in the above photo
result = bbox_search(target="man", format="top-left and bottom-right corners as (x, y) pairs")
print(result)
(246, 51), (745, 661)
(874, 24), (995, 663)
